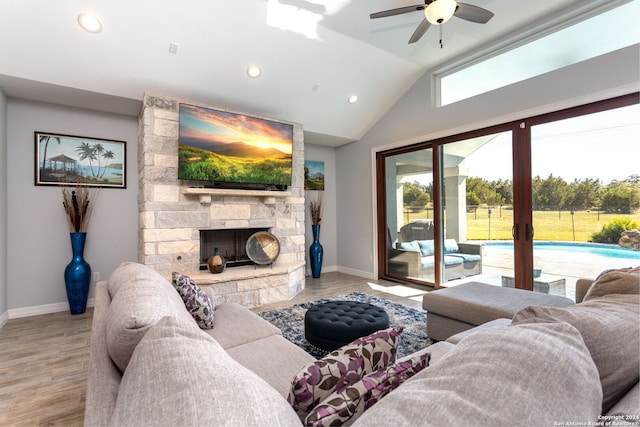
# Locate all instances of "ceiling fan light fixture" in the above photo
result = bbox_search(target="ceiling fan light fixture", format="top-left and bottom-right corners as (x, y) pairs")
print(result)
(77, 13), (103, 34)
(246, 65), (262, 78)
(425, 0), (457, 25)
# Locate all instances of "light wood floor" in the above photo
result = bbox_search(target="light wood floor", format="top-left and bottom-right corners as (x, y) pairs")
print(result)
(0, 272), (430, 426)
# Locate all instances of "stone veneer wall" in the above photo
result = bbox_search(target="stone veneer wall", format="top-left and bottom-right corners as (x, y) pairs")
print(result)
(138, 93), (306, 306)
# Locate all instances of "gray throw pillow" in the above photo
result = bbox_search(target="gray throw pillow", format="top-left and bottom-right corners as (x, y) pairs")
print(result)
(109, 316), (301, 426)
(105, 262), (198, 372)
(351, 322), (602, 427)
(583, 267), (640, 302)
(512, 293), (640, 413)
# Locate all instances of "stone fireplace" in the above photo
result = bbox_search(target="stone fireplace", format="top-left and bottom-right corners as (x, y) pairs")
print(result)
(138, 93), (306, 307)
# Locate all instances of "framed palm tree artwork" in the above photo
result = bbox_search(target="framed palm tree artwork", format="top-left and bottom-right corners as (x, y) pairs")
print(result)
(35, 132), (126, 188)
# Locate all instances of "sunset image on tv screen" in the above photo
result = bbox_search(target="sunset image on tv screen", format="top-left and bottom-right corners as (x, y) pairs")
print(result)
(178, 103), (293, 186)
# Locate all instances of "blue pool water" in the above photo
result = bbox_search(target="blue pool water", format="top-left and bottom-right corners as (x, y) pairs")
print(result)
(483, 241), (640, 260)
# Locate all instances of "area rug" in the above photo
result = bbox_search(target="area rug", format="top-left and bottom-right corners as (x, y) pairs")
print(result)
(257, 291), (433, 359)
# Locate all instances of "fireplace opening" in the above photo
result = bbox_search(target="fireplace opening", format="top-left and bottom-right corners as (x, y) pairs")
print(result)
(200, 228), (269, 270)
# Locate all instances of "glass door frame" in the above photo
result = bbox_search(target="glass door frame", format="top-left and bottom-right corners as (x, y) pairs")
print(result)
(377, 122), (519, 288)
(376, 92), (639, 289)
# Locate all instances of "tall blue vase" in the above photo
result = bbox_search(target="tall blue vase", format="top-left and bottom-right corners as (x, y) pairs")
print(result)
(64, 232), (91, 315)
(309, 224), (323, 278)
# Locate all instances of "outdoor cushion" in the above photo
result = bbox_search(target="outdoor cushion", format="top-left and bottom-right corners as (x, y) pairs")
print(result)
(419, 255), (464, 269)
(443, 239), (459, 254)
(417, 240), (435, 256)
(446, 253), (481, 263)
(395, 240), (420, 253)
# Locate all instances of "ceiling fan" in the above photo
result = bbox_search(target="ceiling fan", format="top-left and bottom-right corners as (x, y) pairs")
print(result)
(370, 0), (494, 44)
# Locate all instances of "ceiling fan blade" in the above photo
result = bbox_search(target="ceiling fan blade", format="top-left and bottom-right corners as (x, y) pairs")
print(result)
(408, 18), (431, 44)
(454, 2), (494, 24)
(370, 4), (426, 19)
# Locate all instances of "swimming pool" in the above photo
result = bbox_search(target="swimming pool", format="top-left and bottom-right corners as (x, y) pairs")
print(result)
(483, 241), (640, 260)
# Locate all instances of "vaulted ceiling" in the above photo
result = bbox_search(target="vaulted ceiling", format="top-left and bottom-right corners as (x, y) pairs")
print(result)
(0, 0), (620, 146)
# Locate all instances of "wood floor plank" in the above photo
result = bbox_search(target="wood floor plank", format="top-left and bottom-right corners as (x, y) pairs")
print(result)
(0, 271), (430, 426)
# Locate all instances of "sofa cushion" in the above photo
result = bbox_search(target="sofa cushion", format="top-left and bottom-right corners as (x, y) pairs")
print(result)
(443, 238), (459, 254)
(171, 272), (215, 329)
(442, 255), (464, 266)
(288, 327), (402, 417)
(446, 253), (481, 263)
(417, 240), (435, 256)
(351, 322), (602, 427)
(105, 262), (197, 372)
(583, 266), (640, 302)
(512, 293), (640, 413)
(305, 352), (430, 427)
(395, 240), (420, 253)
(205, 302), (282, 349)
(109, 316), (302, 427)
(226, 335), (316, 398)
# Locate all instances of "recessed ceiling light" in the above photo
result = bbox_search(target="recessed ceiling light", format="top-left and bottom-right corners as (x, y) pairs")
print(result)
(78, 13), (103, 34)
(247, 65), (262, 78)
(347, 95), (359, 104)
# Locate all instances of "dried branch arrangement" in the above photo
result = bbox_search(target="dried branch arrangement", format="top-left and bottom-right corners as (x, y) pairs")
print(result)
(310, 193), (323, 225)
(61, 186), (99, 233)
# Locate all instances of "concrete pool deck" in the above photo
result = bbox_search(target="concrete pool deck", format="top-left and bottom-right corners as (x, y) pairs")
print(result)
(445, 244), (639, 302)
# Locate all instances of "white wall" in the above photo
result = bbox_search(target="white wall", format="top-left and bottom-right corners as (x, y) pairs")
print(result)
(304, 143), (337, 274)
(0, 88), (7, 325)
(6, 99), (138, 316)
(336, 45), (640, 279)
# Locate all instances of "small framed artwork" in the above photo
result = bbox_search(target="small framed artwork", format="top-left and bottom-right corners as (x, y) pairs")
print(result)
(304, 160), (325, 191)
(35, 132), (126, 188)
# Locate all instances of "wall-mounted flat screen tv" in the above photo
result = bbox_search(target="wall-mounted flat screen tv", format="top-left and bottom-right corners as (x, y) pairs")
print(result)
(178, 103), (293, 189)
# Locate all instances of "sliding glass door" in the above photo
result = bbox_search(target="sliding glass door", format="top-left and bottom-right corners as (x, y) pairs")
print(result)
(379, 126), (517, 287)
(378, 93), (639, 293)
(381, 147), (436, 283)
(528, 100), (640, 298)
(440, 130), (515, 285)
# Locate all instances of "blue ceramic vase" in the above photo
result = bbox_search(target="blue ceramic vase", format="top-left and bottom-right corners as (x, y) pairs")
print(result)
(309, 224), (323, 278)
(64, 232), (91, 315)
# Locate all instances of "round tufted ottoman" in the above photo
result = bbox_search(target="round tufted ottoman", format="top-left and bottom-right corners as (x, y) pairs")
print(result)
(304, 301), (390, 352)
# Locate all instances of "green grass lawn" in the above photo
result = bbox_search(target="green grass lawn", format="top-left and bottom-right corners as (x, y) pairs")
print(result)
(402, 208), (640, 242)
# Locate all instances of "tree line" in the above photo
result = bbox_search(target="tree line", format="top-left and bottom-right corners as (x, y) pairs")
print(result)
(403, 174), (640, 214)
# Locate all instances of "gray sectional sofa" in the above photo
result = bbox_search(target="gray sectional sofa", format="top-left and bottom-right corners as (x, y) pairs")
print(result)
(85, 262), (639, 426)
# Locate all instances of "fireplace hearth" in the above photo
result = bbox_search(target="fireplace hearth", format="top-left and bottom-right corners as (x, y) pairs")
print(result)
(200, 228), (268, 270)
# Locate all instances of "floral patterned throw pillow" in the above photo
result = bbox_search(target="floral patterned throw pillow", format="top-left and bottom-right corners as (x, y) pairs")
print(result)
(171, 272), (215, 329)
(288, 326), (403, 417)
(305, 352), (431, 426)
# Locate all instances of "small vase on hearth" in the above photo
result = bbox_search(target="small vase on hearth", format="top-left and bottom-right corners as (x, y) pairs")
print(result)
(208, 247), (226, 274)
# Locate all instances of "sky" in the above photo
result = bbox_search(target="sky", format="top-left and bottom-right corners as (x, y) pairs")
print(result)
(463, 103), (639, 184)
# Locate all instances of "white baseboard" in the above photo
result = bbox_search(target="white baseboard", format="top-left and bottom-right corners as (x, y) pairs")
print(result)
(6, 298), (95, 320)
(306, 264), (338, 276)
(0, 311), (8, 328)
(337, 266), (376, 280)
